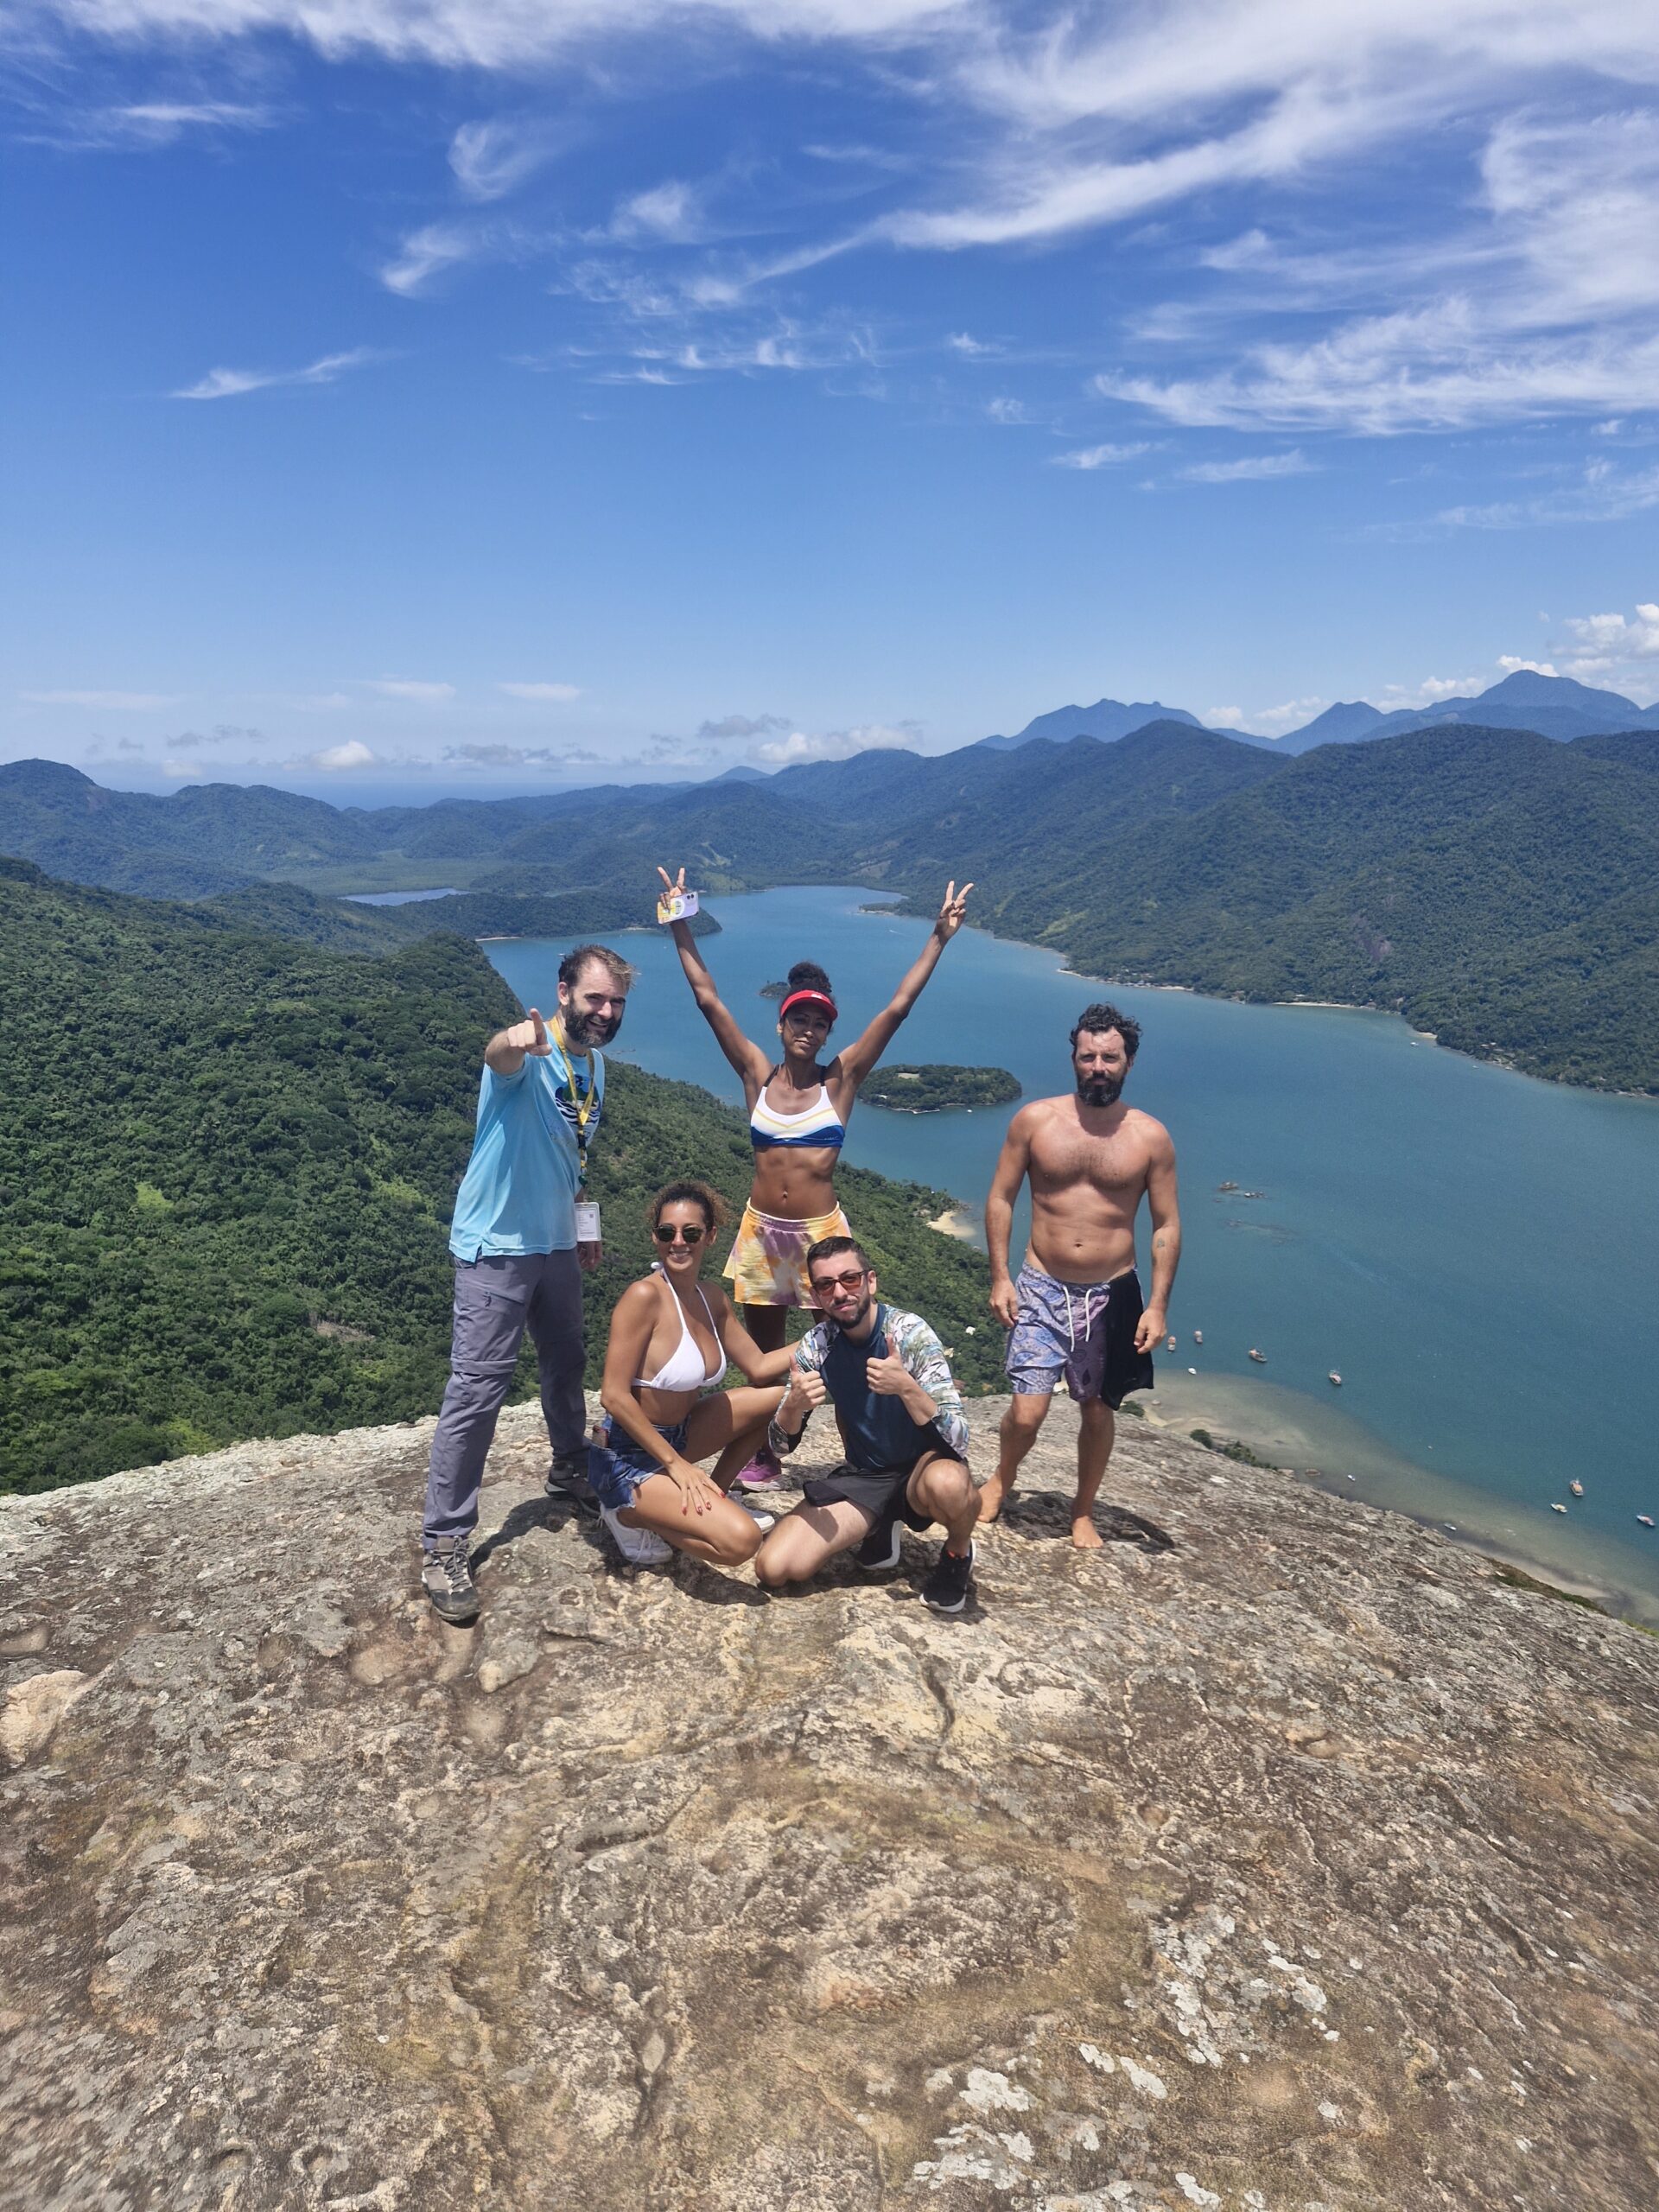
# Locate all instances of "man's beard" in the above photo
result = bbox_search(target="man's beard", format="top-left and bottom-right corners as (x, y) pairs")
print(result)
(564, 1007), (622, 1048)
(1076, 1071), (1123, 1108)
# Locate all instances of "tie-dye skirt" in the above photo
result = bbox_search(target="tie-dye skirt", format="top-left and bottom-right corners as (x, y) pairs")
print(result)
(721, 1200), (854, 1309)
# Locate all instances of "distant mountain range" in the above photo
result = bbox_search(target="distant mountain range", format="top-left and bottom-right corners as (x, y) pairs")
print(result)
(5, 666), (1658, 1091)
(980, 698), (1204, 749)
(975, 669), (1659, 753)
(6, 704), (1658, 1091)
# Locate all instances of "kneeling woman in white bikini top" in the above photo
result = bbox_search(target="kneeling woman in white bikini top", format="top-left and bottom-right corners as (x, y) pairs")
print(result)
(592, 1181), (798, 1570)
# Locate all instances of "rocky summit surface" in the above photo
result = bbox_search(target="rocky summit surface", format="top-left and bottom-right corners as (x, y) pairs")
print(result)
(3, 1399), (1657, 2212)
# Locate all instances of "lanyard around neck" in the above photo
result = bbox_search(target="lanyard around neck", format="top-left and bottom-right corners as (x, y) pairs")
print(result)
(550, 1016), (597, 1164)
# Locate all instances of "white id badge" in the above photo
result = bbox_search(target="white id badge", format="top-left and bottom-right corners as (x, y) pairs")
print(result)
(575, 1202), (601, 1242)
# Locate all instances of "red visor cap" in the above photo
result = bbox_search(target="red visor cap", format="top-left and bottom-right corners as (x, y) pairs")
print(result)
(779, 988), (838, 1024)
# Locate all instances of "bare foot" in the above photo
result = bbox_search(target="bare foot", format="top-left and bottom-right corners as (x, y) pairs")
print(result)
(976, 1473), (1015, 1525)
(1071, 1513), (1104, 1551)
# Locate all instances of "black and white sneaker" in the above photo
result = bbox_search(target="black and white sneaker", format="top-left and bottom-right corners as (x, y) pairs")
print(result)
(545, 1451), (600, 1518)
(422, 1535), (480, 1624)
(922, 1541), (976, 1615)
(855, 1511), (903, 1573)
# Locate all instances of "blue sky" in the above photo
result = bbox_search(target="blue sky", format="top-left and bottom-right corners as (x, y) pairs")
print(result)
(5, 1), (1659, 795)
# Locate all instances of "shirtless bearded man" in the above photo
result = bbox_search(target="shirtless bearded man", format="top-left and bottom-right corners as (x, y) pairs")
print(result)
(978, 1002), (1180, 1548)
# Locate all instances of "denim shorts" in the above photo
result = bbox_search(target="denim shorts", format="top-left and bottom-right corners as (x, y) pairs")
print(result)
(587, 1418), (690, 1511)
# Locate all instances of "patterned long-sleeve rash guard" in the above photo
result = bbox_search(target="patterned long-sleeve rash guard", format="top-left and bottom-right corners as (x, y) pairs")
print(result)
(768, 1304), (969, 1467)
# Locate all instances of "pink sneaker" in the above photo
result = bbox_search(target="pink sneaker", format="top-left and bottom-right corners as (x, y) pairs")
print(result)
(732, 1446), (784, 1492)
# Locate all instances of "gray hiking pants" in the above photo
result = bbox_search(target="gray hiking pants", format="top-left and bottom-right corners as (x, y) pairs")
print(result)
(423, 1250), (585, 1548)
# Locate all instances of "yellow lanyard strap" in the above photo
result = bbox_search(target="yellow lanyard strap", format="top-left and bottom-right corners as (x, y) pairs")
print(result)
(550, 1018), (597, 1173)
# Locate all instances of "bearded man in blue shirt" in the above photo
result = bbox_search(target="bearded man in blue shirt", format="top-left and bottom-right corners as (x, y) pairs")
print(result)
(422, 943), (634, 1622)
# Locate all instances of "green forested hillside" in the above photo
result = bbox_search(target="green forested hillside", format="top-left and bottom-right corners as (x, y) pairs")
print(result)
(8, 715), (1659, 1090)
(862, 1065), (1022, 1110)
(963, 726), (1659, 1091)
(0, 861), (990, 1495)
(195, 880), (718, 953)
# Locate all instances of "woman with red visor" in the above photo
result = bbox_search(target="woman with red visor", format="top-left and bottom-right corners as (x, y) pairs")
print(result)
(658, 865), (971, 1479)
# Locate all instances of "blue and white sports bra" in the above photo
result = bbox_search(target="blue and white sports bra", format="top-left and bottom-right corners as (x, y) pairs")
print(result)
(749, 1075), (846, 1153)
(635, 1268), (725, 1392)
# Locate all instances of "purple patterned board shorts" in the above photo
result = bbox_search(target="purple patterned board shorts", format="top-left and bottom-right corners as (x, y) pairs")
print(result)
(1005, 1263), (1154, 1408)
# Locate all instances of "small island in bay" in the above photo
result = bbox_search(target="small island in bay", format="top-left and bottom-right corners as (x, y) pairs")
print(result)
(863, 1063), (1021, 1112)
(759, 980), (787, 999)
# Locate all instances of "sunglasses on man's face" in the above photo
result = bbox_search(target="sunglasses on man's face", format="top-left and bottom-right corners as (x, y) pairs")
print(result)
(653, 1222), (706, 1245)
(812, 1268), (868, 1294)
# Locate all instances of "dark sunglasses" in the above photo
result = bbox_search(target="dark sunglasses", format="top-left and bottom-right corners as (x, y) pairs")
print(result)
(811, 1268), (868, 1293)
(653, 1222), (706, 1244)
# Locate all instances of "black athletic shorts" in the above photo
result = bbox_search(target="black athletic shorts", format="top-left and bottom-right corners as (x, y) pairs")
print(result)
(803, 1457), (940, 1530)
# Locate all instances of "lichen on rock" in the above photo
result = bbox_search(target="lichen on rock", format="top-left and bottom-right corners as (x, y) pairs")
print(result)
(2, 1396), (1656, 2209)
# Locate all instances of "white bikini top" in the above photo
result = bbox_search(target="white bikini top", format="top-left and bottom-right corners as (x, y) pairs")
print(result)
(634, 1267), (725, 1392)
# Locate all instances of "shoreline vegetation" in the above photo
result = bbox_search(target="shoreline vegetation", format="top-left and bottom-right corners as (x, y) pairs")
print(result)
(862, 1063), (1021, 1112)
(8, 721), (1658, 1091)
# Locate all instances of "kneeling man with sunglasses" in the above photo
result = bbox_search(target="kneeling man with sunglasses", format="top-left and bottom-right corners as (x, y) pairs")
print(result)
(753, 1236), (981, 1614)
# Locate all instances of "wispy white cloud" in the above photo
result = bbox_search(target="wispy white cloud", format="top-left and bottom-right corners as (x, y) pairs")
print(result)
(365, 677), (456, 702)
(1554, 600), (1659, 698)
(1049, 441), (1153, 469)
(754, 718), (920, 764)
(29, 1), (965, 71)
(1375, 674), (1484, 708)
(21, 687), (178, 709)
(171, 346), (378, 401)
(698, 711), (790, 740)
(449, 117), (568, 201)
(1107, 315), (1659, 437)
(1497, 656), (1560, 677)
(946, 330), (992, 354)
(300, 740), (378, 772)
(160, 755), (205, 777)
(27, 98), (274, 150)
(610, 180), (702, 243)
(497, 680), (582, 701)
(1245, 695), (1329, 734)
(443, 741), (594, 767)
(1179, 449), (1315, 483)
(379, 220), (528, 297)
(985, 395), (1034, 424)
(1432, 458), (1659, 529)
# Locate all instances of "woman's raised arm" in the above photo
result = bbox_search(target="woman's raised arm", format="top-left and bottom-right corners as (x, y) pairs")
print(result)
(835, 879), (973, 1090)
(658, 864), (772, 1089)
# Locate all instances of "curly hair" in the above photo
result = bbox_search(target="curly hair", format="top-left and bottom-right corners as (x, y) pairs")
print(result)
(1070, 1001), (1141, 1060)
(645, 1179), (731, 1235)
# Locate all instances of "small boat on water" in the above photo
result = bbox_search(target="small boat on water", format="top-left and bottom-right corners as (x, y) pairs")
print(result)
(1550, 1502), (1567, 1514)
(1193, 1329), (1204, 1345)
(1569, 1479), (1584, 1497)
(1248, 1348), (1267, 1364)
(1328, 1370), (1342, 1387)
(1638, 1515), (1654, 1529)
(1166, 1334), (1178, 1351)
(1187, 1366), (1198, 1375)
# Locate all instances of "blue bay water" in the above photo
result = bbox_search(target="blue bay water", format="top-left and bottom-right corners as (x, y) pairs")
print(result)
(486, 886), (1659, 1612)
(346, 887), (459, 906)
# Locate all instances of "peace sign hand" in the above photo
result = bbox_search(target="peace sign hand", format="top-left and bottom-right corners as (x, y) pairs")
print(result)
(934, 879), (974, 942)
(657, 863), (688, 900)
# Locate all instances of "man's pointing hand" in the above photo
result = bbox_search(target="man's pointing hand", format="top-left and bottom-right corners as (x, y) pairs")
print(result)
(505, 1007), (552, 1057)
